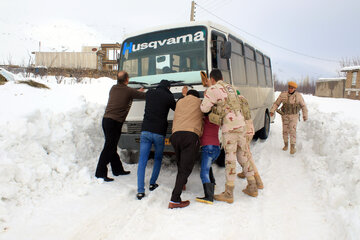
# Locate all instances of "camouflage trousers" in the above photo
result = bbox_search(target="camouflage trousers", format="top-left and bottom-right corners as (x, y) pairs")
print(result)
(246, 135), (259, 174)
(222, 132), (254, 186)
(281, 114), (298, 145)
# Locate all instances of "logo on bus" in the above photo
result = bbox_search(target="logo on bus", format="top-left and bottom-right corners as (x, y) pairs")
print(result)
(122, 31), (205, 55)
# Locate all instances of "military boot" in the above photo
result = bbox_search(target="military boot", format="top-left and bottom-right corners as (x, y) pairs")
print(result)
(242, 177), (258, 197)
(254, 172), (264, 189)
(214, 184), (234, 203)
(196, 183), (215, 204)
(290, 144), (296, 154)
(237, 171), (246, 179)
(282, 142), (288, 151)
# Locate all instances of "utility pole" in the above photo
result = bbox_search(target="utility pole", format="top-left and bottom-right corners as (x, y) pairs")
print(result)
(190, 0), (195, 21)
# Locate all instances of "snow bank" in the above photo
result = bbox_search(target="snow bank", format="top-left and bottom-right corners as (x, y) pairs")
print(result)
(0, 101), (105, 226)
(298, 95), (360, 239)
(0, 76), (115, 231)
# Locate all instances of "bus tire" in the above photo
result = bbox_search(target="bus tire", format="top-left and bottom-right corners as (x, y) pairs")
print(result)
(257, 111), (270, 140)
(121, 149), (139, 164)
(129, 150), (140, 164)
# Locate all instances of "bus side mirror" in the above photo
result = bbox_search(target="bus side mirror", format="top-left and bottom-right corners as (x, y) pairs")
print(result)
(220, 41), (231, 59)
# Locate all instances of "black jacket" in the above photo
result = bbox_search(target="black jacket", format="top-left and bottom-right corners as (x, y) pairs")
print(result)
(141, 83), (176, 136)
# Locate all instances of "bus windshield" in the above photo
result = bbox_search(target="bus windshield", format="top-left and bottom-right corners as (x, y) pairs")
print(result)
(119, 26), (207, 87)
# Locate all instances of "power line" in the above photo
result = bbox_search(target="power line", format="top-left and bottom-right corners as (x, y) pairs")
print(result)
(195, 2), (339, 63)
(201, 0), (231, 12)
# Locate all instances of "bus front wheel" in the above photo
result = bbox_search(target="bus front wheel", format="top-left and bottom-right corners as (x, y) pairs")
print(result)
(256, 111), (270, 140)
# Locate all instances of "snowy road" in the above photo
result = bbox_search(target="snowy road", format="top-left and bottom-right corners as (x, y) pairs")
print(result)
(0, 79), (359, 240)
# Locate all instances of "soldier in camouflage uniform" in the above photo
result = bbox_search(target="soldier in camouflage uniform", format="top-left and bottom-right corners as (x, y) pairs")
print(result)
(236, 99), (264, 189)
(200, 69), (258, 203)
(270, 81), (308, 154)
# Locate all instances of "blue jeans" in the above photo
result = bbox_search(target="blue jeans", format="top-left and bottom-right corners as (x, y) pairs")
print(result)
(137, 131), (165, 193)
(200, 145), (220, 184)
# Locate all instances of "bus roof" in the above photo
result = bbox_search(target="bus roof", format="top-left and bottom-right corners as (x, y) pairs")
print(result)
(122, 20), (270, 58)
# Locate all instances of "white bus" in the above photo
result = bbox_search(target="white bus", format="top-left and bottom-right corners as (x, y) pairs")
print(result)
(117, 21), (274, 161)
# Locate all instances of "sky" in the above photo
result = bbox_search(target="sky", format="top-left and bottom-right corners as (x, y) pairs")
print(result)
(0, 0), (359, 81)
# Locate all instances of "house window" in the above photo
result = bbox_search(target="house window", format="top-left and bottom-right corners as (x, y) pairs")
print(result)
(348, 91), (351, 96)
(356, 91), (359, 96)
(352, 72), (357, 86)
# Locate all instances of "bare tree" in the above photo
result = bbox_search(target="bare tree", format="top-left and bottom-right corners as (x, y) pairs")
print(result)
(338, 57), (360, 76)
(274, 75), (316, 95)
(7, 54), (13, 65)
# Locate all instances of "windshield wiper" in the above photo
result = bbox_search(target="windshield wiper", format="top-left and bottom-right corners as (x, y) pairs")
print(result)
(128, 81), (149, 87)
(150, 80), (186, 87)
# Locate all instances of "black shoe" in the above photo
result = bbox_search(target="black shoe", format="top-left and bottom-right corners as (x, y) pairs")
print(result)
(102, 177), (114, 182)
(149, 183), (159, 191)
(113, 170), (131, 176)
(136, 193), (145, 200)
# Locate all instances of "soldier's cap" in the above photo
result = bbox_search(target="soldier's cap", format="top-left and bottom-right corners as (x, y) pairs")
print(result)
(288, 81), (298, 88)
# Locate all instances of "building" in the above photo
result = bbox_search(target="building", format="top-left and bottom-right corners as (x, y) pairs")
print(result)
(33, 44), (121, 70)
(315, 77), (346, 98)
(96, 43), (121, 71)
(341, 66), (360, 100)
(33, 46), (99, 69)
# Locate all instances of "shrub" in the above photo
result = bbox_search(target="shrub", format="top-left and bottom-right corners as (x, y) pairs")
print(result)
(16, 80), (50, 89)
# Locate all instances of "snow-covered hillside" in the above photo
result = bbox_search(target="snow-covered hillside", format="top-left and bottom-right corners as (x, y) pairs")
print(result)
(0, 75), (359, 240)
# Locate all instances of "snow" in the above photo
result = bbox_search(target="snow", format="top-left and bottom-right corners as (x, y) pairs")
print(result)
(0, 76), (359, 240)
(0, 19), (107, 65)
(341, 66), (360, 72)
(0, 68), (16, 82)
(317, 77), (346, 82)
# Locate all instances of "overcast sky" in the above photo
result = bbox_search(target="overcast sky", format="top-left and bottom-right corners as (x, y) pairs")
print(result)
(1, 0), (359, 81)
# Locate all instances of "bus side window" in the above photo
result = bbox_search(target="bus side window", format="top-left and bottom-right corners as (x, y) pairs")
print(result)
(211, 35), (218, 69)
(211, 32), (231, 83)
(264, 56), (273, 87)
(229, 35), (246, 86)
(244, 44), (257, 86)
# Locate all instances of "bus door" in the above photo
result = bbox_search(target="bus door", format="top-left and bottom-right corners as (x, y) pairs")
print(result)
(211, 31), (231, 84)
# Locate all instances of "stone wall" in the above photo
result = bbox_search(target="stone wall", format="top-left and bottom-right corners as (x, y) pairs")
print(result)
(315, 80), (345, 98)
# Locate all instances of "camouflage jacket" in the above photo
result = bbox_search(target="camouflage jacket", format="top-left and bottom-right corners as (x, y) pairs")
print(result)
(270, 91), (308, 120)
(200, 81), (246, 133)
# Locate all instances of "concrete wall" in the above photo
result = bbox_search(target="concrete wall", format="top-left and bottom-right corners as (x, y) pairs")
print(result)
(35, 52), (97, 69)
(315, 80), (345, 98)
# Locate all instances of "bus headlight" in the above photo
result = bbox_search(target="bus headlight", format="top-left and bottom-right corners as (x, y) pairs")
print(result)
(121, 123), (128, 133)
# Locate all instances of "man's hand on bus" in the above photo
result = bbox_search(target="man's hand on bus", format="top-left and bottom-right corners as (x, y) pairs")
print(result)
(182, 86), (188, 96)
(138, 87), (145, 92)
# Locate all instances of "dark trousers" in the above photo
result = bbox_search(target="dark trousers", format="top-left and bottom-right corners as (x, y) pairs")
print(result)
(170, 131), (200, 202)
(95, 118), (125, 178)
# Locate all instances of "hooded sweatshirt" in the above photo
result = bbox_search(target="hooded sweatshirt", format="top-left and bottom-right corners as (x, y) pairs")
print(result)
(141, 80), (176, 136)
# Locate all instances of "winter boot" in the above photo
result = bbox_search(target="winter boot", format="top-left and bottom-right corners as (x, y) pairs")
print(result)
(209, 167), (216, 185)
(237, 171), (246, 179)
(214, 184), (234, 203)
(254, 172), (264, 189)
(242, 177), (258, 197)
(282, 142), (289, 151)
(196, 183), (215, 204)
(290, 144), (296, 154)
